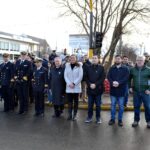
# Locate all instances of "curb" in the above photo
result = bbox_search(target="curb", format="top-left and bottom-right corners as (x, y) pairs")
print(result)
(45, 103), (145, 111)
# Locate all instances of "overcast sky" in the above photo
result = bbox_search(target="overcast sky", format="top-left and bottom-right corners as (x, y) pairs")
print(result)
(0, 0), (149, 53)
(0, 0), (78, 50)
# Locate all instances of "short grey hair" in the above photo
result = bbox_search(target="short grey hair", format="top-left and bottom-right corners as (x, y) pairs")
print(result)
(136, 55), (145, 61)
(54, 57), (62, 62)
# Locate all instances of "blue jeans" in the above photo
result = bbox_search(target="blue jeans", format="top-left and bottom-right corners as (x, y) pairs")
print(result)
(133, 92), (150, 122)
(47, 89), (53, 102)
(88, 94), (101, 119)
(110, 96), (124, 121)
(124, 85), (129, 106)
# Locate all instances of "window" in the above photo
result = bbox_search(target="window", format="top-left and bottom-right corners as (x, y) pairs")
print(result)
(16, 44), (19, 51)
(13, 44), (16, 51)
(1, 42), (4, 50)
(10, 43), (13, 51)
(10, 43), (20, 51)
(4, 42), (9, 50)
(0, 41), (9, 50)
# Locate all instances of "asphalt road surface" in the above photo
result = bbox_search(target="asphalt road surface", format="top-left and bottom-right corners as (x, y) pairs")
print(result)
(0, 103), (149, 150)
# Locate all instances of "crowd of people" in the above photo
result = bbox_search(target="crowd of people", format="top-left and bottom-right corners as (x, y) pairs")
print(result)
(0, 50), (150, 128)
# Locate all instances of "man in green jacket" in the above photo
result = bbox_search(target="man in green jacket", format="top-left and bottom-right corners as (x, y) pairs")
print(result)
(129, 55), (150, 128)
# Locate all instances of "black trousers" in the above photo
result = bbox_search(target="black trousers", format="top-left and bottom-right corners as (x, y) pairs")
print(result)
(1, 85), (14, 111)
(67, 93), (79, 116)
(14, 87), (19, 107)
(34, 90), (44, 114)
(29, 81), (34, 104)
(17, 83), (29, 112)
(54, 104), (64, 116)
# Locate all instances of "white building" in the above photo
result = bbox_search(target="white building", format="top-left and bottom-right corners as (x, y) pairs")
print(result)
(0, 31), (50, 60)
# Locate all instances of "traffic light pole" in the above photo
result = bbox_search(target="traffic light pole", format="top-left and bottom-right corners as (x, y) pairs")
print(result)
(90, 11), (93, 49)
(89, 0), (93, 58)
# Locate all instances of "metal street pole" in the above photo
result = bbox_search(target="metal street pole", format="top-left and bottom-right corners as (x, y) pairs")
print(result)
(89, 0), (93, 58)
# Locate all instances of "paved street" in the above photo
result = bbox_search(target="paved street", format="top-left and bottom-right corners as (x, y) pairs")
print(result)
(0, 103), (149, 150)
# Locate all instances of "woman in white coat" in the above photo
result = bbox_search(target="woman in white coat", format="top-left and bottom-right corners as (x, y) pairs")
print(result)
(64, 55), (83, 121)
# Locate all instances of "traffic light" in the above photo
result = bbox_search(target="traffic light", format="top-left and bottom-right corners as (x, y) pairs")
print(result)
(95, 32), (103, 48)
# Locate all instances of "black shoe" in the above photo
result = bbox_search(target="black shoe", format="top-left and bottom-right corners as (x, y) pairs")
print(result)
(39, 113), (44, 117)
(3, 109), (9, 112)
(52, 114), (60, 118)
(118, 120), (123, 127)
(34, 113), (39, 117)
(53, 111), (60, 118)
(22, 111), (27, 115)
(147, 122), (150, 129)
(9, 109), (14, 113)
(132, 121), (139, 128)
(67, 115), (72, 121)
(60, 110), (63, 115)
(17, 111), (24, 115)
(108, 119), (115, 125)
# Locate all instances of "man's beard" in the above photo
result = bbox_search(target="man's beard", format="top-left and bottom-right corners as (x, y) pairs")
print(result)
(115, 62), (121, 66)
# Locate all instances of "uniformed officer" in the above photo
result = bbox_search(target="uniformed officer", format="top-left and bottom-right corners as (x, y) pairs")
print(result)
(14, 51), (31, 114)
(27, 53), (36, 104)
(0, 53), (14, 112)
(32, 58), (48, 117)
(13, 56), (19, 107)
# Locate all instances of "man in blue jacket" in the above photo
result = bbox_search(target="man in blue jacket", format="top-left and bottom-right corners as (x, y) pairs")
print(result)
(107, 55), (130, 126)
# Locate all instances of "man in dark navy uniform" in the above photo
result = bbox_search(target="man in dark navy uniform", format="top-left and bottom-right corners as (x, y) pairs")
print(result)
(13, 56), (19, 107)
(0, 53), (14, 112)
(27, 53), (36, 104)
(32, 58), (48, 117)
(14, 51), (31, 114)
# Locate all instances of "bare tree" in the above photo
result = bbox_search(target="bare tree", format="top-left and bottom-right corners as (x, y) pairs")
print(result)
(54, 0), (120, 55)
(116, 44), (138, 62)
(103, 0), (150, 70)
(53, 0), (150, 69)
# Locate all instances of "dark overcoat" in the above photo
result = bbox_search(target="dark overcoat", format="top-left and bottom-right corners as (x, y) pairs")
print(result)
(49, 66), (65, 105)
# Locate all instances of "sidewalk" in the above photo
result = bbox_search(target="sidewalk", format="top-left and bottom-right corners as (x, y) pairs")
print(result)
(46, 94), (145, 111)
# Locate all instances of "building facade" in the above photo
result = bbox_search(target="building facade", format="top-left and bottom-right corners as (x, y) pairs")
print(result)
(0, 31), (50, 60)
